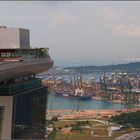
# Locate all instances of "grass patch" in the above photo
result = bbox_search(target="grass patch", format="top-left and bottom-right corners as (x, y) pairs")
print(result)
(49, 131), (114, 140)
(48, 131), (57, 139)
(49, 129), (92, 140)
(48, 119), (134, 140)
(54, 120), (103, 128)
(55, 121), (76, 128)
(93, 128), (108, 136)
(95, 125), (108, 128)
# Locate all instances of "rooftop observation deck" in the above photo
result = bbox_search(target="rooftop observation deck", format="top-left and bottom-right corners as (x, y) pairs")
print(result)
(0, 48), (54, 82)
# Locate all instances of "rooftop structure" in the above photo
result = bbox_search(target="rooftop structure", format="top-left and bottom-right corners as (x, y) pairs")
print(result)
(0, 26), (30, 49)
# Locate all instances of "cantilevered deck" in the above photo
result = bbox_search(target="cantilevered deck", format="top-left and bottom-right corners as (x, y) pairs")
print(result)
(0, 48), (54, 82)
(0, 59), (53, 82)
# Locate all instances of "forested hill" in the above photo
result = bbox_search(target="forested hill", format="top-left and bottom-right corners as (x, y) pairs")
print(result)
(65, 62), (140, 73)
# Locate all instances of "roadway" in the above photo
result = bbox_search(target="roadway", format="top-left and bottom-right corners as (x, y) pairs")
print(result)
(116, 131), (140, 140)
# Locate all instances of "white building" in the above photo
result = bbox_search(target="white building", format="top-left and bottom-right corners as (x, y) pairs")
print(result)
(0, 26), (30, 49)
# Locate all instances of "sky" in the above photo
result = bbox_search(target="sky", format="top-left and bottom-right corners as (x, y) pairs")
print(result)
(1, 1), (140, 67)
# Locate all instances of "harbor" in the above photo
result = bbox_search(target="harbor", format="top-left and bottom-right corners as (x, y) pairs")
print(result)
(47, 93), (124, 110)
(41, 69), (140, 111)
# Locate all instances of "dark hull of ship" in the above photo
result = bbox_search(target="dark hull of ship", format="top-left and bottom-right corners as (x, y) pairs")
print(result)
(55, 92), (92, 100)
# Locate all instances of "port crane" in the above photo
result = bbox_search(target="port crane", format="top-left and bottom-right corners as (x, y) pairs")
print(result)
(99, 72), (109, 100)
(119, 74), (139, 110)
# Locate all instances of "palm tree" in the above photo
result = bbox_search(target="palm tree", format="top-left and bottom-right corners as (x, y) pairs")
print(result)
(37, 48), (49, 59)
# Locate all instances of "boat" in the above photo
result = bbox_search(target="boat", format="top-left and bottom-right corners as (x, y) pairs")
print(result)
(62, 93), (69, 97)
(55, 88), (92, 100)
(53, 72), (92, 100)
(68, 94), (92, 100)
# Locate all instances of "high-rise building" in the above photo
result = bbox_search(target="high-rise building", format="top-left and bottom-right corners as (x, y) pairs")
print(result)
(0, 26), (53, 139)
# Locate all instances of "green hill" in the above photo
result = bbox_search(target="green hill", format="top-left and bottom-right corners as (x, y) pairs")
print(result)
(65, 62), (140, 73)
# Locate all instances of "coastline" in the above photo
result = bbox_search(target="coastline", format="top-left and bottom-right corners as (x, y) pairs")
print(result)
(46, 108), (140, 120)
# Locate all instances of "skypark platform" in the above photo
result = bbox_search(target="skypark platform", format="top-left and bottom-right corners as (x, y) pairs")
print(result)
(0, 48), (54, 82)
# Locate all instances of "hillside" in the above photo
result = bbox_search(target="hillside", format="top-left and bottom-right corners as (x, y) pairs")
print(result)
(65, 62), (140, 73)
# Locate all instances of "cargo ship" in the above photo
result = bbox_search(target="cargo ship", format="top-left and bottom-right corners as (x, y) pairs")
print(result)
(55, 88), (92, 100)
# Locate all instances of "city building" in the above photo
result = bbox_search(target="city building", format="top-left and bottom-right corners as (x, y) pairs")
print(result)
(0, 26), (53, 139)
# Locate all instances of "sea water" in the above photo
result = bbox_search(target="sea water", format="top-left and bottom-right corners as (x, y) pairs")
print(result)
(48, 93), (124, 110)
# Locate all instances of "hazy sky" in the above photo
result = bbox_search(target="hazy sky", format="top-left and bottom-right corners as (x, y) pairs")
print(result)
(1, 1), (140, 66)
